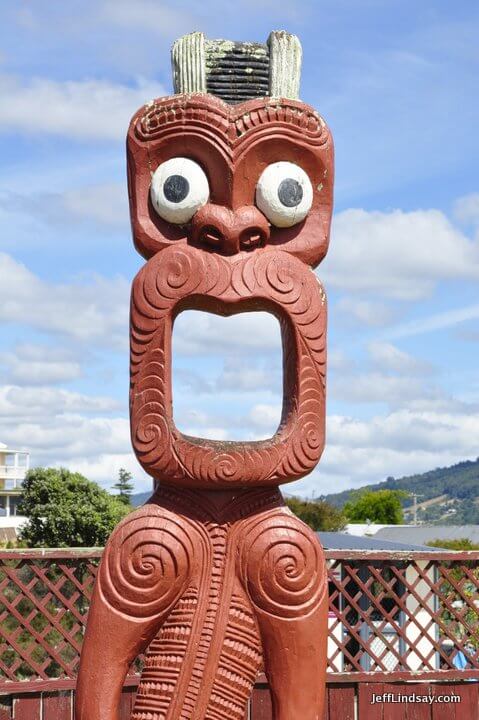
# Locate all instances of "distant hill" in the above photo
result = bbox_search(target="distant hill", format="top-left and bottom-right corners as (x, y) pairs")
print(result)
(130, 458), (479, 524)
(131, 490), (153, 507)
(324, 458), (479, 525)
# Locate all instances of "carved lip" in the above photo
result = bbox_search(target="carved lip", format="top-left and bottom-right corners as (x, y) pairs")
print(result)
(130, 245), (326, 489)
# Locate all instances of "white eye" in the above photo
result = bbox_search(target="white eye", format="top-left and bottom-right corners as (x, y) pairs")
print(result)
(150, 157), (209, 224)
(256, 161), (313, 228)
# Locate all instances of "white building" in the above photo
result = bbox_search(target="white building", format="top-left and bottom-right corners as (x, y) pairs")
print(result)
(0, 442), (29, 534)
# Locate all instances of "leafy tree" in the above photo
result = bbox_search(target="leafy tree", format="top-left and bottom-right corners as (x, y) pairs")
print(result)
(19, 467), (129, 547)
(343, 489), (407, 524)
(112, 467), (134, 505)
(426, 538), (479, 551)
(285, 497), (347, 531)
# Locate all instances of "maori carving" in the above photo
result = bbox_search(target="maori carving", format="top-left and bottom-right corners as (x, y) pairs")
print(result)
(130, 246), (327, 488)
(77, 29), (333, 720)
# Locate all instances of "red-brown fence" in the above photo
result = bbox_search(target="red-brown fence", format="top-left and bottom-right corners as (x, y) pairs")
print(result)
(0, 548), (478, 718)
(1, 682), (479, 720)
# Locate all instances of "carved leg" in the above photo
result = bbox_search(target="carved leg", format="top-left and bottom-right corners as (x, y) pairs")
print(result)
(75, 504), (196, 720)
(239, 509), (328, 720)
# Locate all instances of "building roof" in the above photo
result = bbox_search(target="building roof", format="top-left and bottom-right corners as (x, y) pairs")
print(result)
(374, 525), (479, 546)
(317, 531), (441, 552)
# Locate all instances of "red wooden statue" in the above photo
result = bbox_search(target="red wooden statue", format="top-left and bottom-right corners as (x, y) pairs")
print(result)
(76, 30), (334, 720)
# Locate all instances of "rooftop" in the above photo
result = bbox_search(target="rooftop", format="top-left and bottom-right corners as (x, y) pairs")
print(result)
(374, 525), (479, 546)
(317, 531), (442, 552)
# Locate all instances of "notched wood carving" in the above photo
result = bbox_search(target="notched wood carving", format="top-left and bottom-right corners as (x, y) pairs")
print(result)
(76, 30), (333, 720)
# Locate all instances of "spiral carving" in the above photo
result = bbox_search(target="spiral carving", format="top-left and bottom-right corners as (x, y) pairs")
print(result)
(130, 244), (326, 488)
(241, 514), (326, 619)
(99, 511), (193, 619)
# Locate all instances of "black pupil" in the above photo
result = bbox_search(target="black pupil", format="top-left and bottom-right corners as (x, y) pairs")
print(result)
(278, 178), (303, 207)
(163, 174), (189, 203)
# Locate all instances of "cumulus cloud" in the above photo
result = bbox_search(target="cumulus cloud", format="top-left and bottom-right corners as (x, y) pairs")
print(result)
(0, 382), (151, 491)
(330, 371), (464, 412)
(367, 341), (432, 375)
(0, 344), (82, 385)
(0, 184), (129, 229)
(335, 296), (397, 327)
(173, 311), (282, 356)
(60, 453), (151, 492)
(324, 208), (479, 300)
(0, 75), (165, 141)
(327, 409), (479, 455)
(454, 193), (479, 227)
(0, 253), (129, 347)
(217, 359), (282, 394)
(0, 386), (120, 418)
(247, 403), (282, 433)
(174, 360), (282, 396)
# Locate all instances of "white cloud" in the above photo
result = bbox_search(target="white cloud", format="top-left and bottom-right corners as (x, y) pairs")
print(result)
(0, 383), (151, 492)
(180, 425), (229, 441)
(328, 348), (354, 372)
(0, 253), (129, 347)
(0, 409), (129, 471)
(0, 386), (120, 418)
(329, 370), (472, 413)
(2, 357), (81, 386)
(324, 208), (479, 299)
(387, 303), (479, 340)
(367, 341), (432, 375)
(101, 0), (196, 36)
(335, 296), (397, 327)
(61, 453), (151, 492)
(62, 183), (128, 226)
(327, 409), (479, 455)
(217, 359), (282, 393)
(173, 311), (282, 356)
(0, 343), (83, 385)
(247, 403), (282, 433)
(454, 193), (479, 227)
(0, 75), (165, 141)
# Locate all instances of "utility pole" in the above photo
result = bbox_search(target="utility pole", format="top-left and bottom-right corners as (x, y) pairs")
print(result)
(410, 493), (424, 525)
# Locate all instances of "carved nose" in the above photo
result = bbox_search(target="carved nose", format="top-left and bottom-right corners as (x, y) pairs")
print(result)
(190, 204), (270, 255)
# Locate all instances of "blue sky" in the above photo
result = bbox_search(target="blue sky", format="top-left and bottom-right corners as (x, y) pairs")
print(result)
(0, 1), (478, 496)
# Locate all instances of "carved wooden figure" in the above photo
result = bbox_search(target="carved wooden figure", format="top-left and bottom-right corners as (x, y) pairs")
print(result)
(76, 31), (334, 720)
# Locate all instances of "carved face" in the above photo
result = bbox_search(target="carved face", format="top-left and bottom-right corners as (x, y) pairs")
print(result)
(127, 93), (334, 489)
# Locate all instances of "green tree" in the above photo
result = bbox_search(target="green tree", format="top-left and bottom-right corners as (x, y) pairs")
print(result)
(112, 467), (134, 505)
(285, 497), (347, 531)
(427, 538), (479, 550)
(19, 467), (129, 547)
(343, 489), (407, 524)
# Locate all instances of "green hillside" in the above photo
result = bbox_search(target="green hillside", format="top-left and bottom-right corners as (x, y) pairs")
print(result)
(324, 458), (479, 524)
(131, 458), (479, 524)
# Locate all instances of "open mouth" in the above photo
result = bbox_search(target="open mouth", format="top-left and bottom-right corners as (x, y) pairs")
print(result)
(130, 244), (327, 489)
(172, 310), (283, 441)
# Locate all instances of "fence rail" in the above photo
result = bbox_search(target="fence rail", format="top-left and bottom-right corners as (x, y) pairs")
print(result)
(0, 548), (478, 695)
(1, 681), (479, 720)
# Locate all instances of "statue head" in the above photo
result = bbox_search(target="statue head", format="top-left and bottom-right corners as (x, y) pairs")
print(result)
(127, 32), (334, 489)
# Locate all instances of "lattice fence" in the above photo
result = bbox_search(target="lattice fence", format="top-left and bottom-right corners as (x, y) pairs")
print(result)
(0, 549), (478, 691)
(0, 551), (101, 686)
(326, 553), (479, 676)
